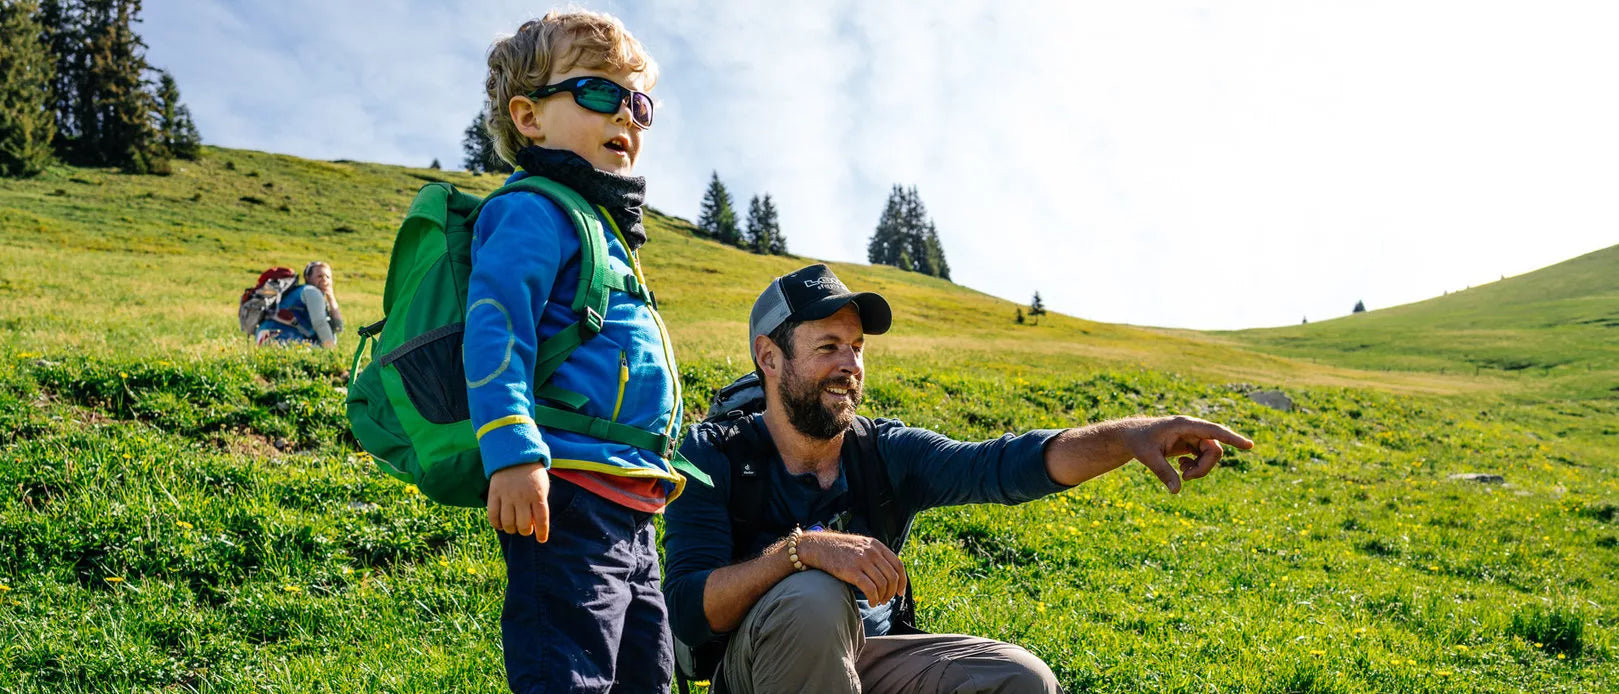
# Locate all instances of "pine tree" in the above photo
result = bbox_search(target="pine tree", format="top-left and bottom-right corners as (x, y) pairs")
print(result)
(461, 112), (511, 173)
(27, 1), (194, 172)
(1015, 307), (1025, 325)
(152, 69), (198, 160)
(745, 194), (772, 254)
(868, 184), (907, 266)
(697, 171), (739, 246)
(0, 0), (57, 177)
(763, 194), (787, 255)
(922, 226), (949, 281)
(1352, 300), (1366, 314)
(38, 0), (80, 157)
(1029, 292), (1046, 325)
(867, 184), (950, 280)
(429, 158), (440, 170)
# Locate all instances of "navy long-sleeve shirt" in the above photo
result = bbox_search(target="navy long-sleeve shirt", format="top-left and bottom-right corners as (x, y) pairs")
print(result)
(662, 414), (1070, 648)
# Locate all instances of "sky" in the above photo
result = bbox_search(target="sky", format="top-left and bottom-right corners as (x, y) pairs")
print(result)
(143, 1), (1619, 330)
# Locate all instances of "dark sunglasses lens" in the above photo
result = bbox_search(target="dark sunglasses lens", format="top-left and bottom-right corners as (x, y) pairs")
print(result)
(573, 79), (624, 114)
(629, 92), (654, 127)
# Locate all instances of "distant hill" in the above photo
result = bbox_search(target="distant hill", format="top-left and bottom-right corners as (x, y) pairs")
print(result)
(0, 146), (1424, 393)
(1227, 244), (1619, 399)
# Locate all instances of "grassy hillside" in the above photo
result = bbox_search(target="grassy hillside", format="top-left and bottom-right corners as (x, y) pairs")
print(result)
(1224, 245), (1619, 400)
(1, 148), (1615, 693)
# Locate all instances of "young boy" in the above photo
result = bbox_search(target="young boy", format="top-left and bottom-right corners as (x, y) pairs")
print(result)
(467, 11), (683, 693)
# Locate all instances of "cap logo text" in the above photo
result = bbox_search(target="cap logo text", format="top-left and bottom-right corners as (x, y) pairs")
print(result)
(802, 277), (846, 292)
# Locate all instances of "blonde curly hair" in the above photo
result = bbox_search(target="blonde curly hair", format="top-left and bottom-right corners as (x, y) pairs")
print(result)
(483, 10), (659, 166)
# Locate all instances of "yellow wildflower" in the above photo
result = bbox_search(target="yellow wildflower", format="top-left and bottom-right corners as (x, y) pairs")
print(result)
(176, 521), (193, 530)
(119, 371), (128, 379)
(1437, 670), (1452, 677)
(105, 577), (124, 584)
(1455, 645), (1468, 652)
(404, 484), (420, 495)
(0, 585), (10, 592)
(283, 585), (300, 593)
(1309, 650), (1325, 656)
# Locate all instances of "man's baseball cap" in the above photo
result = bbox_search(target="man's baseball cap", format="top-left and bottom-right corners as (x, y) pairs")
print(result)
(749, 264), (892, 362)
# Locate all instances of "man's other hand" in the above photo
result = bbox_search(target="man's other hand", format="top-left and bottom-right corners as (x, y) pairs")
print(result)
(797, 531), (907, 606)
(487, 462), (550, 541)
(1123, 416), (1254, 494)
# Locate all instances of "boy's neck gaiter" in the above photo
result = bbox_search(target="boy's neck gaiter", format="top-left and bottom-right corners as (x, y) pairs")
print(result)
(515, 146), (648, 250)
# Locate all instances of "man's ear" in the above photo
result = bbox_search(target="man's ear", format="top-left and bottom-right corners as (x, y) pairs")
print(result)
(754, 335), (778, 377)
(508, 95), (544, 143)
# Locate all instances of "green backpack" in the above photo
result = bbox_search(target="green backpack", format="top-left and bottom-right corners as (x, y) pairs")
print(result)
(345, 176), (708, 507)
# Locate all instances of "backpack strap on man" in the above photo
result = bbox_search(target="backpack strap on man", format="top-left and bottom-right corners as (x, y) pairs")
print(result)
(840, 415), (922, 633)
(717, 414), (775, 556)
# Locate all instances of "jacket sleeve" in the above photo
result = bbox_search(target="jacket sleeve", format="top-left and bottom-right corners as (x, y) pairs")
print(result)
(302, 286), (336, 345)
(877, 422), (1072, 511)
(465, 193), (567, 478)
(662, 425), (735, 647)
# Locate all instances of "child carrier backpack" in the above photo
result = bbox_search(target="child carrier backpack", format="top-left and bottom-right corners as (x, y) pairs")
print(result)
(238, 267), (298, 336)
(674, 376), (920, 693)
(345, 177), (708, 508)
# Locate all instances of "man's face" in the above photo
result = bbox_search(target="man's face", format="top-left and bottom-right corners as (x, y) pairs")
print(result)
(774, 305), (865, 440)
(516, 62), (647, 175)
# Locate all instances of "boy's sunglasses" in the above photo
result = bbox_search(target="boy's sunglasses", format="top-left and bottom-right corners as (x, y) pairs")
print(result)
(527, 76), (654, 129)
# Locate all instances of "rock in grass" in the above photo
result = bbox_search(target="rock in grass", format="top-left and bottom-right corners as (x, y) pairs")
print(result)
(1247, 390), (1294, 411)
(1448, 473), (1505, 484)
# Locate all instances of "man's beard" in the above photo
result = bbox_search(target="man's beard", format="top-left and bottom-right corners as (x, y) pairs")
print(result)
(778, 359), (862, 440)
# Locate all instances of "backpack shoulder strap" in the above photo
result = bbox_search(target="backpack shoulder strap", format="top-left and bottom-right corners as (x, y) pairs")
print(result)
(841, 416), (924, 633)
(476, 176), (611, 333)
(842, 416), (906, 552)
(717, 415), (774, 559)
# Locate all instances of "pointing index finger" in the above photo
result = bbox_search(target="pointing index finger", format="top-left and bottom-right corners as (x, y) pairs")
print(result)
(1184, 418), (1254, 450)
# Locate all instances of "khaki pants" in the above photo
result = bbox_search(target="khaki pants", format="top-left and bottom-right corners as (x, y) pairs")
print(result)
(722, 570), (1062, 694)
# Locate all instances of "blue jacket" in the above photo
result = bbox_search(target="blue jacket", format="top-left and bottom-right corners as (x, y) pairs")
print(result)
(463, 171), (683, 496)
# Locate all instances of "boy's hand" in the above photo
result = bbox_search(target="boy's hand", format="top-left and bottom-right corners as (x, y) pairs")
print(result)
(487, 462), (550, 542)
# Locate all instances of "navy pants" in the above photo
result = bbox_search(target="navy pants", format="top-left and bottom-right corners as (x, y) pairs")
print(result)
(498, 476), (673, 694)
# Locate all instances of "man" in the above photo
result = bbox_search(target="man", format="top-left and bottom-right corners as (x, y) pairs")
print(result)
(663, 264), (1255, 694)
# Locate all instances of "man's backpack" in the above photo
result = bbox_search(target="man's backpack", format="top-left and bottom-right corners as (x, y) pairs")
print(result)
(674, 376), (920, 692)
(238, 267), (297, 336)
(344, 177), (705, 507)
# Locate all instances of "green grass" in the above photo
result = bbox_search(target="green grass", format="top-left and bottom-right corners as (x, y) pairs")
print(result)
(1, 148), (1615, 692)
(1223, 244), (1619, 401)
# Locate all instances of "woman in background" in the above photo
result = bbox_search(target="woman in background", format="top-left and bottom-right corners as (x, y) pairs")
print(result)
(255, 261), (344, 348)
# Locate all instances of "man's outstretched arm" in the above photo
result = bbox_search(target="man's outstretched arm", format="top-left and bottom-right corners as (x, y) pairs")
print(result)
(1045, 416), (1255, 493)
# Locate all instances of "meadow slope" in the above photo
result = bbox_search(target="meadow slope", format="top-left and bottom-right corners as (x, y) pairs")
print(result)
(1, 148), (1615, 693)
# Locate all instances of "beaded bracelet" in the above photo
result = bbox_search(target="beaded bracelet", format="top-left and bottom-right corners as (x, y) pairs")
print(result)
(787, 526), (806, 571)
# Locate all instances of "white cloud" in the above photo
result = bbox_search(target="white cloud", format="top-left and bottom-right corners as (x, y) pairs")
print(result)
(145, 1), (1619, 329)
